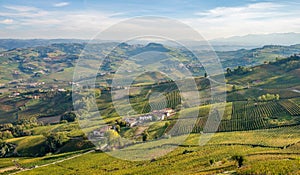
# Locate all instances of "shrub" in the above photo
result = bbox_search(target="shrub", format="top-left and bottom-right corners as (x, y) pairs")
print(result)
(142, 131), (149, 142)
(61, 112), (76, 122)
(232, 155), (245, 167)
(209, 159), (215, 165)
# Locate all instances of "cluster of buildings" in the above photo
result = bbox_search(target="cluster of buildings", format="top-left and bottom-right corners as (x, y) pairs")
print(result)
(125, 108), (175, 127)
(92, 108), (175, 137)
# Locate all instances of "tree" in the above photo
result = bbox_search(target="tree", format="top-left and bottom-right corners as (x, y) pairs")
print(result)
(116, 120), (126, 127)
(232, 85), (237, 91)
(204, 72), (208, 78)
(209, 159), (215, 165)
(104, 130), (120, 147)
(275, 94), (280, 100)
(232, 155), (245, 167)
(142, 130), (149, 142)
(115, 125), (121, 133)
(94, 89), (101, 98)
(0, 140), (15, 157)
(258, 93), (279, 101)
(44, 132), (69, 153)
(164, 121), (170, 128)
(1, 123), (13, 130)
(61, 112), (76, 122)
(1, 131), (13, 139)
(226, 68), (232, 75)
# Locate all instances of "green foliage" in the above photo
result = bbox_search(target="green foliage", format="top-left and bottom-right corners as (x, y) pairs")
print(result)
(3, 125), (300, 174)
(116, 119), (127, 127)
(258, 93), (280, 101)
(164, 121), (170, 128)
(270, 54), (300, 71)
(0, 118), (40, 138)
(0, 130), (13, 139)
(232, 155), (245, 167)
(44, 132), (69, 153)
(115, 125), (121, 133)
(0, 140), (15, 157)
(227, 66), (251, 76)
(104, 130), (121, 148)
(232, 85), (237, 91)
(60, 112), (76, 122)
(142, 130), (149, 142)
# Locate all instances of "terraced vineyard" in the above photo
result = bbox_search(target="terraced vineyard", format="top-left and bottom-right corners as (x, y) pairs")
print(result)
(166, 90), (181, 109)
(231, 101), (287, 120)
(291, 97), (300, 106)
(140, 90), (181, 113)
(278, 99), (300, 116)
(170, 100), (300, 134)
(217, 118), (268, 132)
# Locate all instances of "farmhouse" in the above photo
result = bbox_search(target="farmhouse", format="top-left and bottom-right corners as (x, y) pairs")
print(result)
(138, 115), (153, 121)
(152, 108), (175, 119)
(13, 92), (20, 97)
(58, 88), (67, 92)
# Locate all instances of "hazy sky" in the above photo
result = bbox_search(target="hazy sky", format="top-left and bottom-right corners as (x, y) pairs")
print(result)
(0, 0), (300, 40)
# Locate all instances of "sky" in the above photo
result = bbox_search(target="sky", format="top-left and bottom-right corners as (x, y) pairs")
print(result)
(0, 0), (300, 40)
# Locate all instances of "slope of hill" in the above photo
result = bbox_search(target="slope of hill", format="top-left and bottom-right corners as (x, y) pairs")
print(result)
(0, 43), (299, 175)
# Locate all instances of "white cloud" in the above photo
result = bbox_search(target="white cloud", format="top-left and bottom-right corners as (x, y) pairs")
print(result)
(0, 8), (122, 39)
(195, 2), (285, 20)
(1, 2), (300, 40)
(53, 2), (70, 7)
(183, 2), (300, 39)
(0, 19), (14, 24)
(3, 5), (38, 12)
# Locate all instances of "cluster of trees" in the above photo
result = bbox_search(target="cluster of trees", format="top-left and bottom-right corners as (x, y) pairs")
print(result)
(0, 117), (44, 157)
(226, 66), (251, 76)
(115, 119), (127, 127)
(0, 117), (40, 140)
(258, 93), (280, 101)
(0, 130), (13, 139)
(0, 140), (16, 157)
(271, 54), (300, 71)
(43, 132), (69, 153)
(99, 130), (123, 150)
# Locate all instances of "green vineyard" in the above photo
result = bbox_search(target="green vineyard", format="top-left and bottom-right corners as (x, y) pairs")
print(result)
(278, 100), (300, 116)
(139, 90), (181, 113)
(231, 101), (287, 120)
(168, 100), (300, 134)
(291, 97), (300, 106)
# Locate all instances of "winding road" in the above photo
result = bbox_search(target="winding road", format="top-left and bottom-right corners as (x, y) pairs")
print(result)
(6, 150), (95, 175)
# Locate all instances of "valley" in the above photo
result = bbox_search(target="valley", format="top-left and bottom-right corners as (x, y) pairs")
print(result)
(0, 41), (299, 174)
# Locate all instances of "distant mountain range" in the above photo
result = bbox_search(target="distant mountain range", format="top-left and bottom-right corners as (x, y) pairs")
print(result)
(1, 33), (300, 51)
(0, 39), (87, 51)
(211, 33), (300, 47)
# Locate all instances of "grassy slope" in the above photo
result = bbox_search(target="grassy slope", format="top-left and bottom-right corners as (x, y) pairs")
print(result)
(16, 126), (300, 175)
